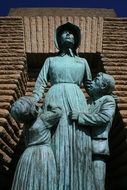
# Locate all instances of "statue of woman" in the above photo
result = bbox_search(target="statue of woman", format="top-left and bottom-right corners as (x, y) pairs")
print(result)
(32, 22), (96, 190)
(11, 96), (62, 190)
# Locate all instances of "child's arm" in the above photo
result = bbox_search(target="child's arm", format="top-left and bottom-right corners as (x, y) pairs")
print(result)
(70, 96), (116, 127)
(39, 106), (62, 128)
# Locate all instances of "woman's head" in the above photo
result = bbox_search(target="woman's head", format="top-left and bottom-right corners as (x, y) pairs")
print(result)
(60, 30), (75, 49)
(55, 22), (81, 54)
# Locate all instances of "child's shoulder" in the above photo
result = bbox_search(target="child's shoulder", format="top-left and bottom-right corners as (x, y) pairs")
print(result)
(100, 95), (115, 104)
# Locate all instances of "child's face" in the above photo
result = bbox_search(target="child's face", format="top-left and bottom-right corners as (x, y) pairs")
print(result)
(94, 73), (103, 88)
(89, 73), (105, 97)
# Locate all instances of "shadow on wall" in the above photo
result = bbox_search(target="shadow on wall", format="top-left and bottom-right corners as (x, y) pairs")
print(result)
(27, 52), (104, 78)
(106, 105), (126, 190)
(0, 133), (25, 190)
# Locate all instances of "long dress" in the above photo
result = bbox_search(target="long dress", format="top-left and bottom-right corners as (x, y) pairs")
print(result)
(33, 54), (96, 190)
(11, 117), (57, 190)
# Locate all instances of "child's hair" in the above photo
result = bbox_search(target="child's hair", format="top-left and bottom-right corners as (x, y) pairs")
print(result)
(11, 96), (37, 123)
(98, 72), (115, 95)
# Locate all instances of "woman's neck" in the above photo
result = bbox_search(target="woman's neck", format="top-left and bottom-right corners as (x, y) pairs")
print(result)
(60, 48), (75, 57)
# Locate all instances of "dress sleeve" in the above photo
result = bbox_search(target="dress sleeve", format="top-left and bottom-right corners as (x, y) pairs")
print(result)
(78, 96), (116, 126)
(83, 59), (92, 95)
(32, 58), (50, 103)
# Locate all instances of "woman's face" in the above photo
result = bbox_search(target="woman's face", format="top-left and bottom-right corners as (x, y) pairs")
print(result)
(60, 30), (75, 47)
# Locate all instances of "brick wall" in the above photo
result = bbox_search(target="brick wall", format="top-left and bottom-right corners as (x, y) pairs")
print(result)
(9, 8), (117, 17)
(102, 17), (127, 190)
(0, 17), (27, 172)
(23, 16), (103, 53)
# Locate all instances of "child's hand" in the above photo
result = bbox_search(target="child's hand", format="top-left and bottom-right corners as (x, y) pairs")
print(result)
(47, 104), (62, 117)
(69, 111), (79, 121)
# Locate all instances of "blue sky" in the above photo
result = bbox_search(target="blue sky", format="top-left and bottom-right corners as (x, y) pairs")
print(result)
(0, 0), (127, 17)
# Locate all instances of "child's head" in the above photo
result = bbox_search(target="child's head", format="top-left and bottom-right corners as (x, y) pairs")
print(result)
(89, 72), (115, 97)
(11, 96), (38, 123)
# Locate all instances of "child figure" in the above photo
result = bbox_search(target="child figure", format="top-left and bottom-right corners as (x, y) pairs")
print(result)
(11, 96), (62, 190)
(70, 72), (116, 190)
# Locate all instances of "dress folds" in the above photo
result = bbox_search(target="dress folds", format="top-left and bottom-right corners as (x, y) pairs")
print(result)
(32, 55), (96, 190)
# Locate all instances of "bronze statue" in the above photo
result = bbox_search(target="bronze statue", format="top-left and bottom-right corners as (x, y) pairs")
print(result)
(32, 22), (96, 189)
(11, 22), (116, 190)
(11, 96), (62, 190)
(70, 72), (116, 190)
